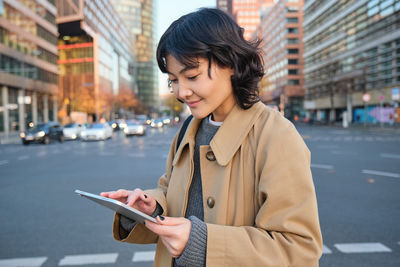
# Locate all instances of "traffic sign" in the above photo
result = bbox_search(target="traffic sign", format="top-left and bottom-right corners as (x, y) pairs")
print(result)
(362, 93), (371, 103)
(392, 87), (399, 101)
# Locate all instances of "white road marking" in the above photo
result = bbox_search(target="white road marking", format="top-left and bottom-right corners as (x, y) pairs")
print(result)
(317, 145), (338, 149)
(58, 253), (118, 266)
(132, 251), (155, 262)
(311, 163), (334, 170)
(331, 151), (357, 155)
(128, 153), (145, 158)
(18, 155), (29, 160)
(322, 245), (332, 254)
(0, 160), (9, 166)
(380, 153), (400, 159)
(362, 169), (400, 178)
(334, 242), (392, 253)
(0, 257), (47, 267)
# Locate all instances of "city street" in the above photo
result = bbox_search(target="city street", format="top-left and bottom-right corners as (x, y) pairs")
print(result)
(0, 123), (399, 267)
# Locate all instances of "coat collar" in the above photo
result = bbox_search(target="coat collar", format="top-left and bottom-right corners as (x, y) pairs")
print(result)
(173, 101), (266, 166)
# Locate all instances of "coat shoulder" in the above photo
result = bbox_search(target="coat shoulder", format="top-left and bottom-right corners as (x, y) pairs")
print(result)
(253, 104), (295, 138)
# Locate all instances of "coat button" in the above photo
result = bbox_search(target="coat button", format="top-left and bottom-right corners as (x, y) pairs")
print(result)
(207, 197), (215, 208)
(206, 151), (216, 161)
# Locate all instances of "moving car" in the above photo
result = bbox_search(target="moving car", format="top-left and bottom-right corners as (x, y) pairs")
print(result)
(80, 123), (113, 141)
(63, 123), (85, 140)
(20, 122), (64, 145)
(151, 118), (164, 128)
(124, 120), (146, 136)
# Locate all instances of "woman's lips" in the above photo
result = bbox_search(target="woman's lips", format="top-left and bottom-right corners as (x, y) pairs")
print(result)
(186, 100), (202, 108)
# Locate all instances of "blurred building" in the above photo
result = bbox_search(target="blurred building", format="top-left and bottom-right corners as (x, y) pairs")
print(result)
(255, 0), (304, 120)
(219, 0), (274, 40)
(217, 0), (233, 16)
(56, 0), (136, 122)
(111, 0), (158, 114)
(303, 0), (400, 124)
(0, 0), (59, 134)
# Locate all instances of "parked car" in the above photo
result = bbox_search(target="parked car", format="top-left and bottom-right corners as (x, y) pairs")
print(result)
(162, 116), (173, 125)
(63, 123), (85, 140)
(124, 120), (146, 136)
(80, 123), (113, 141)
(151, 118), (164, 128)
(20, 122), (64, 145)
(108, 120), (120, 131)
(117, 119), (127, 130)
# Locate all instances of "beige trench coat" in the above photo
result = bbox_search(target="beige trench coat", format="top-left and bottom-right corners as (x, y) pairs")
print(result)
(112, 101), (323, 266)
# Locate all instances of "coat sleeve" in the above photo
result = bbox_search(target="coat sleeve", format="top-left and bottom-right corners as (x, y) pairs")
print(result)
(205, 123), (323, 267)
(112, 131), (179, 244)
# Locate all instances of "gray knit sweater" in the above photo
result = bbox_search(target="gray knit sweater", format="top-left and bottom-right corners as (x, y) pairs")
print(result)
(120, 117), (220, 267)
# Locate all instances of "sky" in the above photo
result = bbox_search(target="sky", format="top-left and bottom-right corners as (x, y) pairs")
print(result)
(156, 0), (216, 95)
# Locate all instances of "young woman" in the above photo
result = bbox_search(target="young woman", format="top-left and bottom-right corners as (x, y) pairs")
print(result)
(101, 8), (322, 267)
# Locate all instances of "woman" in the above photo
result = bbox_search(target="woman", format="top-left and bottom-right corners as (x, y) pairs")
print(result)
(101, 8), (322, 267)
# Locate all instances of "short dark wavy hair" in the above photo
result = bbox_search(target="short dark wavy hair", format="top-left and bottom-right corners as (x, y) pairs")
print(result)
(156, 8), (264, 109)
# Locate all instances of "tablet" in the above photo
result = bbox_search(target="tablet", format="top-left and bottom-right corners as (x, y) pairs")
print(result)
(75, 189), (158, 224)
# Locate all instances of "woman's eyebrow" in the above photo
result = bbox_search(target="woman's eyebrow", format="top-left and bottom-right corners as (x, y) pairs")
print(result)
(167, 65), (198, 76)
(179, 65), (198, 74)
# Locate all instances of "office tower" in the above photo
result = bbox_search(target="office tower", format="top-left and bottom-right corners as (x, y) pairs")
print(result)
(111, 0), (158, 114)
(0, 0), (59, 134)
(217, 0), (233, 16)
(303, 0), (400, 123)
(255, 0), (304, 119)
(226, 0), (274, 40)
(57, 0), (136, 122)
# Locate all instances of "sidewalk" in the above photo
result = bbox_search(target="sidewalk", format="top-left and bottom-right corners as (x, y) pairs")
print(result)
(296, 121), (400, 134)
(0, 132), (21, 145)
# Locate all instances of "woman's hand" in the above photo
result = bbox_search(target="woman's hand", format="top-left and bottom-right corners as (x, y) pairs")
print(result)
(144, 216), (191, 258)
(100, 189), (156, 216)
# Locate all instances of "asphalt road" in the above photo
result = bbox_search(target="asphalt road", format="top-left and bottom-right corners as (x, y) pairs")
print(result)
(0, 123), (399, 267)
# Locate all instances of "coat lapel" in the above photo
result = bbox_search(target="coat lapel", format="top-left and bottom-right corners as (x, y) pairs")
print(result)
(172, 101), (266, 167)
(210, 101), (265, 166)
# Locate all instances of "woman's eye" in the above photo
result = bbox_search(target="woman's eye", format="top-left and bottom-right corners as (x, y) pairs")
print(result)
(168, 78), (178, 85)
(187, 75), (199, 80)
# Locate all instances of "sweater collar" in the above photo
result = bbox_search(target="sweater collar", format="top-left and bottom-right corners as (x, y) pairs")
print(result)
(172, 101), (265, 166)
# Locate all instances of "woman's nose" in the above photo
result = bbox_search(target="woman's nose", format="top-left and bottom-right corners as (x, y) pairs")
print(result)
(177, 82), (193, 99)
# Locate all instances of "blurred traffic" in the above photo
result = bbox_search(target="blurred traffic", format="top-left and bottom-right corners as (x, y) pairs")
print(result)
(18, 115), (181, 145)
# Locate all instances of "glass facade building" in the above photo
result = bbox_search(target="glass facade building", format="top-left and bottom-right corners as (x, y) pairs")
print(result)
(111, 0), (158, 114)
(0, 0), (59, 135)
(303, 0), (400, 123)
(56, 0), (136, 122)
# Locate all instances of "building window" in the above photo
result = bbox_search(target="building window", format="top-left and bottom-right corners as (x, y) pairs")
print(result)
(288, 69), (299, 75)
(287, 27), (299, 33)
(286, 6), (299, 12)
(288, 59), (299, 64)
(286, 17), (298, 23)
(288, 48), (299, 54)
(288, 38), (299, 44)
(288, 79), (300, 85)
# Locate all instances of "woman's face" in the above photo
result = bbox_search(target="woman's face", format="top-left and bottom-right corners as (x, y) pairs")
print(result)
(166, 55), (235, 122)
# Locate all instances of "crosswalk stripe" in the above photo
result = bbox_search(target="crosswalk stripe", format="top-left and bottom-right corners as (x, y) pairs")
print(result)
(0, 257), (47, 267)
(322, 245), (332, 254)
(334, 242), (392, 253)
(380, 153), (400, 159)
(311, 163), (334, 170)
(58, 253), (118, 266)
(362, 169), (400, 178)
(132, 251), (155, 262)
